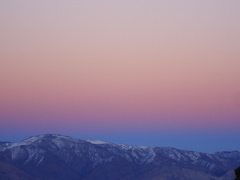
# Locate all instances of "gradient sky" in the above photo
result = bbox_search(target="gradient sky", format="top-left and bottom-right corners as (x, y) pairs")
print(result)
(1, 1), (240, 153)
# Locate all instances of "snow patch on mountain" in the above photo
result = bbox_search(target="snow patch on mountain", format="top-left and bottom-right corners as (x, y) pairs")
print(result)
(86, 139), (108, 144)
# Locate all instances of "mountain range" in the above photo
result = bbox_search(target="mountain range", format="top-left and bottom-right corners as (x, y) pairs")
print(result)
(0, 134), (239, 180)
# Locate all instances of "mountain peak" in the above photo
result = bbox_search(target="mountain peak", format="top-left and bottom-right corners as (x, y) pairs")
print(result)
(0, 134), (239, 180)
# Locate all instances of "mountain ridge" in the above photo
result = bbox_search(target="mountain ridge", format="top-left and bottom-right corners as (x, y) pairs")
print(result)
(0, 134), (239, 180)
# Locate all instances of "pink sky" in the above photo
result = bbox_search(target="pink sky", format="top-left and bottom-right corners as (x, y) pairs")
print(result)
(0, 1), (240, 151)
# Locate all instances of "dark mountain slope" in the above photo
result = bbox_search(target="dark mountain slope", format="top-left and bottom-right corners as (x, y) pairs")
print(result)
(0, 134), (239, 180)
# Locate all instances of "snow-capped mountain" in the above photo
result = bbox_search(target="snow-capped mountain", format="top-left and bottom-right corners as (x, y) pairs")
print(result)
(0, 134), (239, 180)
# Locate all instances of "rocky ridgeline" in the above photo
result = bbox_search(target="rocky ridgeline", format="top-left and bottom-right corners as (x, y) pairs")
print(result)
(0, 134), (239, 180)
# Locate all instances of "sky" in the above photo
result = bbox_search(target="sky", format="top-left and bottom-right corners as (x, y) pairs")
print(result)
(0, 0), (240, 153)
